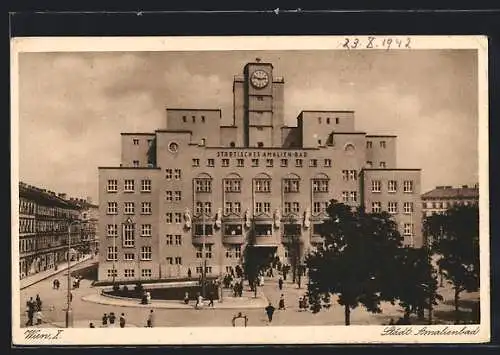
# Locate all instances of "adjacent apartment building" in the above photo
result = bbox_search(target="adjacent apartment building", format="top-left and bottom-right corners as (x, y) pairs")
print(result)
(421, 184), (479, 217)
(18, 182), (98, 279)
(98, 59), (422, 283)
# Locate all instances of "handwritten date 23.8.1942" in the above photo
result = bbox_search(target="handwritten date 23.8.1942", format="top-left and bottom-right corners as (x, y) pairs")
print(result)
(342, 37), (412, 50)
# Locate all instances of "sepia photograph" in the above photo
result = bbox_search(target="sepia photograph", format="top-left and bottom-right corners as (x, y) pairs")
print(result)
(11, 36), (489, 344)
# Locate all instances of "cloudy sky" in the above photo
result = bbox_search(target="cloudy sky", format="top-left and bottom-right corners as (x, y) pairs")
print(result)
(17, 49), (478, 203)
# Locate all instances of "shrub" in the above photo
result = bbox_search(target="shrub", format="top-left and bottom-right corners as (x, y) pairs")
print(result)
(112, 284), (120, 292)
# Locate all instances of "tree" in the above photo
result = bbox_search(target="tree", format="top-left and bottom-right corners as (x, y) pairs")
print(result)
(389, 247), (443, 323)
(306, 201), (404, 325)
(423, 204), (480, 323)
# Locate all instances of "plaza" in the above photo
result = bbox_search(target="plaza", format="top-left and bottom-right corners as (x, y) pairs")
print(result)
(20, 259), (479, 328)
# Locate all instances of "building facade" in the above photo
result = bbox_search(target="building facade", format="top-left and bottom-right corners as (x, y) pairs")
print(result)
(98, 59), (422, 283)
(18, 182), (97, 279)
(421, 184), (479, 217)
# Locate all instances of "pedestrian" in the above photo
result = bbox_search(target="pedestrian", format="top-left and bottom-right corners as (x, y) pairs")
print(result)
(89, 322), (95, 328)
(36, 294), (42, 311)
(195, 293), (202, 309)
(56, 279), (60, 290)
(279, 294), (285, 310)
(69, 291), (73, 303)
(147, 310), (154, 327)
(298, 297), (303, 311)
(109, 312), (116, 326)
(230, 267), (235, 278)
(187, 268), (192, 279)
(102, 313), (108, 326)
(184, 292), (190, 305)
(119, 313), (126, 328)
(52, 279), (57, 289)
(26, 297), (35, 326)
(265, 302), (276, 323)
(208, 292), (214, 307)
(146, 291), (151, 304)
(34, 309), (43, 325)
(278, 277), (283, 290)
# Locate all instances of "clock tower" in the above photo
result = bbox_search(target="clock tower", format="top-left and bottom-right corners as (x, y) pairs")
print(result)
(233, 58), (285, 148)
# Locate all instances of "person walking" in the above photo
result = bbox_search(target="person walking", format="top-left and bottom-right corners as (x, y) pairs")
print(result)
(298, 297), (303, 312)
(184, 292), (190, 305)
(35, 294), (42, 311)
(26, 297), (35, 326)
(265, 303), (276, 323)
(109, 312), (116, 326)
(102, 313), (108, 327)
(119, 313), (126, 328)
(187, 268), (192, 279)
(208, 292), (214, 308)
(147, 310), (154, 327)
(195, 293), (203, 309)
(34, 309), (43, 325)
(278, 294), (286, 310)
(278, 277), (283, 291)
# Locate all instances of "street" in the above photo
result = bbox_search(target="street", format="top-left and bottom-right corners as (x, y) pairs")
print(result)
(19, 261), (480, 328)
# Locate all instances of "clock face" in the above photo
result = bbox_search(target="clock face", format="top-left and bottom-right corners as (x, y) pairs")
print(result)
(250, 70), (269, 89)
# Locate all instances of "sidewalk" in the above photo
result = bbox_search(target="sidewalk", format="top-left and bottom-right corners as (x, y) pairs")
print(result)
(20, 255), (94, 290)
(82, 287), (269, 310)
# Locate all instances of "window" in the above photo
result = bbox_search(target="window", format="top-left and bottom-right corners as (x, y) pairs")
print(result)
(166, 257), (173, 265)
(313, 202), (321, 213)
(388, 202), (398, 214)
(141, 246), (152, 260)
(224, 224), (243, 236)
(207, 159), (215, 167)
(349, 191), (358, 203)
(192, 159), (200, 167)
(326, 117), (331, 124)
(123, 224), (135, 247)
(222, 159), (230, 167)
(284, 202), (291, 214)
(284, 179), (300, 193)
(442, 201), (448, 209)
(257, 96), (264, 101)
(166, 191), (173, 201)
(254, 179), (271, 192)
(192, 116), (196, 122)
(224, 179), (241, 192)
(175, 235), (182, 245)
(312, 179), (329, 193)
(200, 138), (206, 146)
(324, 159), (332, 167)
(174, 212), (182, 223)
(371, 180), (381, 193)
(234, 202), (241, 214)
(141, 269), (152, 278)
(195, 179), (212, 192)
(175, 257), (182, 265)
(237, 159), (244, 167)
(107, 246), (118, 261)
(124, 202), (135, 215)
(206, 245), (212, 258)
(380, 162), (386, 168)
(182, 116), (187, 122)
(380, 141), (386, 148)
(166, 213), (173, 223)
(107, 202), (118, 215)
(318, 117), (322, 124)
(201, 116), (205, 123)
(141, 224), (152, 237)
(296, 159), (303, 167)
(372, 202), (382, 213)
(203, 202), (212, 215)
(124, 269), (135, 278)
(174, 169), (181, 180)
(366, 141), (372, 149)
(258, 142), (264, 147)
(336, 117), (340, 124)
(107, 269), (118, 278)
(230, 142), (236, 147)
(266, 159), (274, 167)
(255, 202), (263, 214)
(281, 159), (288, 167)
(403, 180), (414, 193)
(388, 180), (397, 193)
(133, 160), (140, 167)
(225, 202), (232, 214)
(292, 202), (300, 213)
(251, 158), (259, 167)
(366, 161), (373, 168)
(342, 170), (349, 181)
(403, 202), (414, 214)
(342, 191), (349, 203)
(141, 179), (151, 192)
(309, 159), (318, 167)
(166, 235), (173, 245)
(124, 179), (135, 192)
(133, 139), (139, 145)
(349, 170), (357, 180)
(107, 224), (118, 237)
(403, 223), (414, 236)
(141, 202), (152, 215)
(165, 169), (172, 180)
(174, 191), (182, 201)
(254, 224), (272, 236)
(195, 202), (203, 215)
(124, 253), (135, 261)
(107, 179), (118, 193)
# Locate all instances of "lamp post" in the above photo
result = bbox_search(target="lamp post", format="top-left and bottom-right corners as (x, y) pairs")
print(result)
(66, 220), (80, 328)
